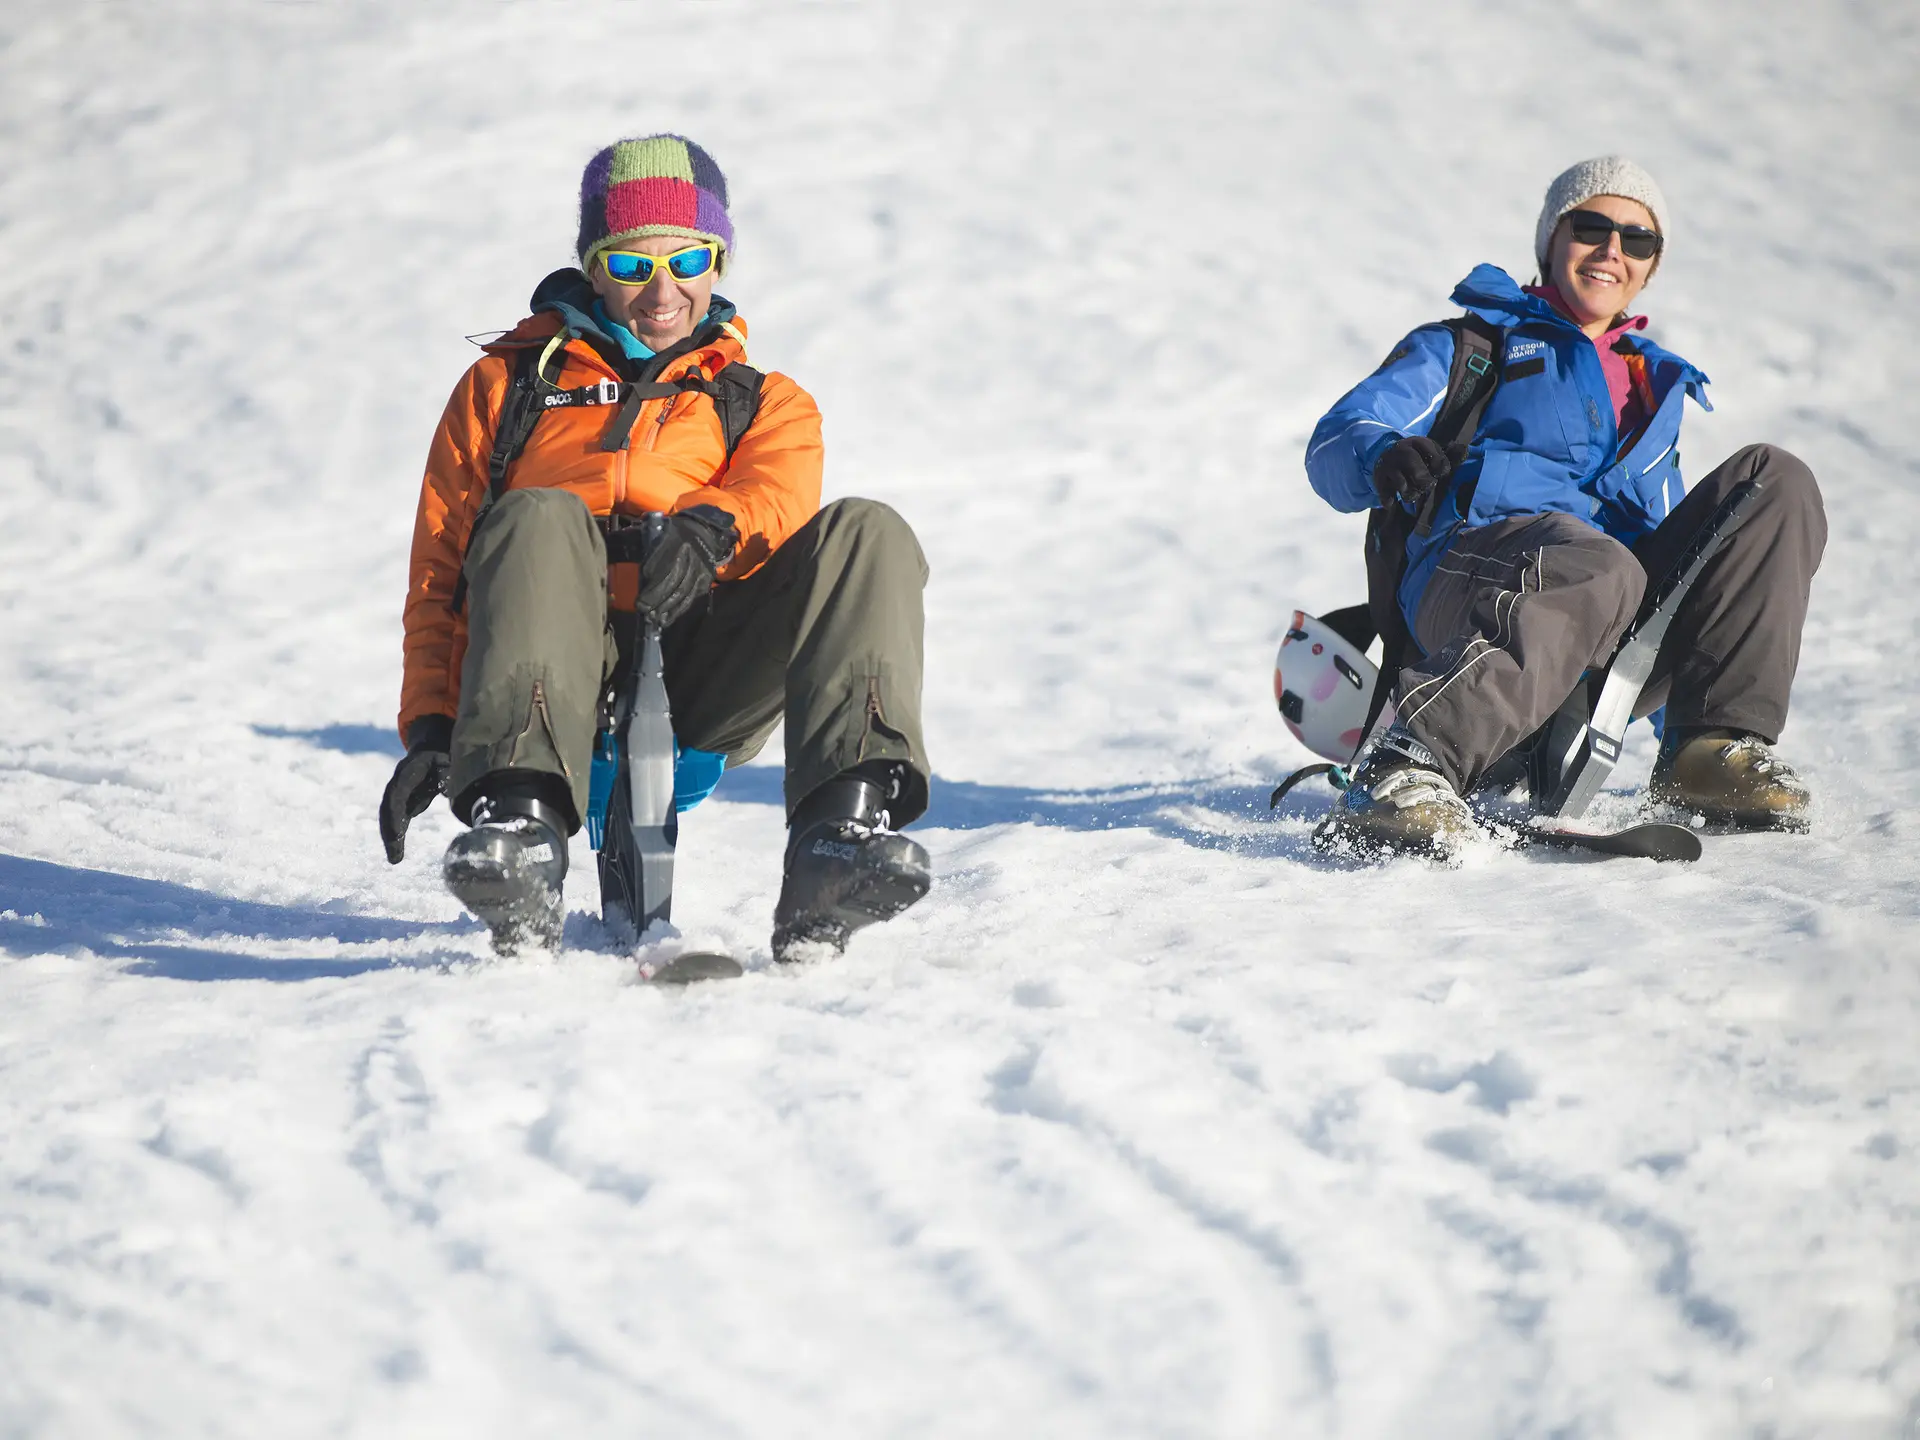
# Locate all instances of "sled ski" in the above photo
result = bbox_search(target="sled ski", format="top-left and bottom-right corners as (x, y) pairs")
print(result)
(641, 950), (745, 985)
(1521, 819), (1702, 863)
(598, 513), (680, 942)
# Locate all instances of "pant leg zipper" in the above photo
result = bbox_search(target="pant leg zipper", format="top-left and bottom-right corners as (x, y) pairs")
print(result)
(531, 679), (572, 780)
(857, 676), (913, 767)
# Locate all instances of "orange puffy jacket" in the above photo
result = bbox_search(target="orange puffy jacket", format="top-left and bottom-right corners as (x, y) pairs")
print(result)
(398, 286), (823, 741)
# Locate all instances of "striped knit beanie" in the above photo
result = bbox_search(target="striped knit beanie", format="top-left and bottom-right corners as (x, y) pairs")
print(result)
(577, 135), (735, 276)
(1535, 156), (1669, 270)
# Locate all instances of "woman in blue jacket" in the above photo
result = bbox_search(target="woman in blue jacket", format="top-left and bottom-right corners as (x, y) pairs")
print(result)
(1305, 156), (1825, 854)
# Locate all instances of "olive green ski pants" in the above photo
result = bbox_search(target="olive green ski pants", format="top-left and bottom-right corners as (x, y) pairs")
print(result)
(448, 488), (930, 830)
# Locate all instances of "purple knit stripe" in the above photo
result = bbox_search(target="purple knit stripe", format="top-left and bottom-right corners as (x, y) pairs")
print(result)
(580, 145), (616, 205)
(576, 145), (618, 259)
(686, 143), (729, 209)
(694, 191), (735, 250)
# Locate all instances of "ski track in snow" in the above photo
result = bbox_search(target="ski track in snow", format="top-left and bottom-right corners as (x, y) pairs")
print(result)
(2, 3), (1917, 1436)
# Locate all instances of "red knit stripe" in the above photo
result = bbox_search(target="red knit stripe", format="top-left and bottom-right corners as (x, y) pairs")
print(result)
(605, 176), (702, 233)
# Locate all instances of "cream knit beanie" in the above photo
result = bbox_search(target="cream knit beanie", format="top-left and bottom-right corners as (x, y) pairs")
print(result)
(1535, 156), (1669, 269)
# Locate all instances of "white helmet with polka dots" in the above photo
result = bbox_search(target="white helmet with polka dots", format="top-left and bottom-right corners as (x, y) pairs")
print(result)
(1274, 610), (1394, 763)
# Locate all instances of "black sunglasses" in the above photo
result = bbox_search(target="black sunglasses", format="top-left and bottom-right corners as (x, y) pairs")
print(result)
(1564, 209), (1664, 261)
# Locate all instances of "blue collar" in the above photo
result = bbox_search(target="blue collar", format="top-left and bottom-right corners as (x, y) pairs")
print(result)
(1450, 264), (1582, 332)
(591, 300), (658, 361)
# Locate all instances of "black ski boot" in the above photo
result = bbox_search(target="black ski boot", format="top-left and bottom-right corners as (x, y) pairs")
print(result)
(772, 765), (931, 962)
(443, 788), (569, 954)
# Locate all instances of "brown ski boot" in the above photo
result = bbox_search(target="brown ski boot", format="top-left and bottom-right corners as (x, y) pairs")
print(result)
(1649, 728), (1811, 832)
(1313, 728), (1481, 860)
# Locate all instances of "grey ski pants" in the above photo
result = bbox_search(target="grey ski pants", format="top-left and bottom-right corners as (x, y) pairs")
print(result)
(1397, 444), (1826, 794)
(448, 488), (930, 829)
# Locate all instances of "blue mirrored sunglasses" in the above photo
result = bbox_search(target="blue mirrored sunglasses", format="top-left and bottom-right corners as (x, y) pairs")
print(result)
(601, 244), (719, 286)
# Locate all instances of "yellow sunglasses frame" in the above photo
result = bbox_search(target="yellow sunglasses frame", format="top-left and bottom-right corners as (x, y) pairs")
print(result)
(598, 243), (719, 287)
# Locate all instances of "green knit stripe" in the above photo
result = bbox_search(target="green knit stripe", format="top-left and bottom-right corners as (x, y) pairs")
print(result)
(608, 137), (694, 186)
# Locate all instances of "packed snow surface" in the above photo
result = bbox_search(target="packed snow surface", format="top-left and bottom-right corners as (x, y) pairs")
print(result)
(2, 3), (1917, 1436)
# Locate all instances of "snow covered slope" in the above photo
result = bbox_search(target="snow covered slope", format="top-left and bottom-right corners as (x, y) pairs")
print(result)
(2, 2), (1917, 1435)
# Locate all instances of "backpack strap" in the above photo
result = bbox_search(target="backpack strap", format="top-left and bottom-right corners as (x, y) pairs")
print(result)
(709, 362), (764, 459)
(595, 377), (699, 453)
(1357, 314), (1507, 740)
(1429, 316), (1503, 447)
(450, 340), (556, 612)
(595, 361), (764, 455)
(1413, 314), (1503, 537)
(488, 340), (556, 499)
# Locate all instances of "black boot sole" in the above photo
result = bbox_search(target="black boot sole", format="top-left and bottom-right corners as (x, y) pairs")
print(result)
(444, 851), (564, 954)
(772, 835), (930, 962)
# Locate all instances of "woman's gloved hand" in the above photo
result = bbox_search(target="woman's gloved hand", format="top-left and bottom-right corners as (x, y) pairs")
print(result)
(638, 505), (739, 628)
(1373, 436), (1467, 508)
(380, 715), (453, 863)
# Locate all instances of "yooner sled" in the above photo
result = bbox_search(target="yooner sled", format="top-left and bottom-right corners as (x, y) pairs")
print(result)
(1269, 478), (1766, 858)
(593, 513), (742, 984)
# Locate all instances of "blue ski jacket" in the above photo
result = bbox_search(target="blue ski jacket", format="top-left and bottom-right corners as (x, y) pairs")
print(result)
(1305, 264), (1711, 638)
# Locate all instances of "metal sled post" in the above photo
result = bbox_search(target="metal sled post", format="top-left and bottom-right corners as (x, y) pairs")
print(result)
(1536, 478), (1764, 817)
(599, 512), (678, 938)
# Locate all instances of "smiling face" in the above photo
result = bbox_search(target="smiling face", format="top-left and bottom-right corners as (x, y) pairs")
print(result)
(588, 236), (718, 351)
(1546, 193), (1658, 338)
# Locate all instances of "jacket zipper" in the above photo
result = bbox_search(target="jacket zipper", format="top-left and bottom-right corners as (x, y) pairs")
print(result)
(647, 363), (701, 453)
(598, 349), (712, 504)
(644, 393), (677, 453)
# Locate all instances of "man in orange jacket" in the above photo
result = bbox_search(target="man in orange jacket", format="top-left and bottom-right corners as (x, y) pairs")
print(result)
(379, 134), (931, 959)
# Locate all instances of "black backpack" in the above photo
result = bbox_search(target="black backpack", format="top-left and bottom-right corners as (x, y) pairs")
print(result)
(450, 330), (764, 611)
(1320, 314), (1505, 742)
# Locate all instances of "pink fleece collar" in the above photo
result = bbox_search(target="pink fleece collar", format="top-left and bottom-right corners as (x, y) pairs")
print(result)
(1524, 282), (1649, 341)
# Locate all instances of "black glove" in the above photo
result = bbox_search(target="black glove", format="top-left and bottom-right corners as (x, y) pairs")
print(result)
(637, 505), (738, 628)
(380, 715), (453, 864)
(1372, 436), (1467, 508)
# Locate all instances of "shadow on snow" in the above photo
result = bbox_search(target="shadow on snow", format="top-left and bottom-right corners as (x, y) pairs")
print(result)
(254, 726), (1327, 859)
(252, 722), (404, 757)
(0, 854), (471, 982)
(711, 765), (1325, 860)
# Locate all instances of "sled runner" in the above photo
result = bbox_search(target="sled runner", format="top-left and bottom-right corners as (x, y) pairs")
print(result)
(1521, 819), (1702, 863)
(590, 513), (741, 980)
(1515, 477), (1763, 817)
